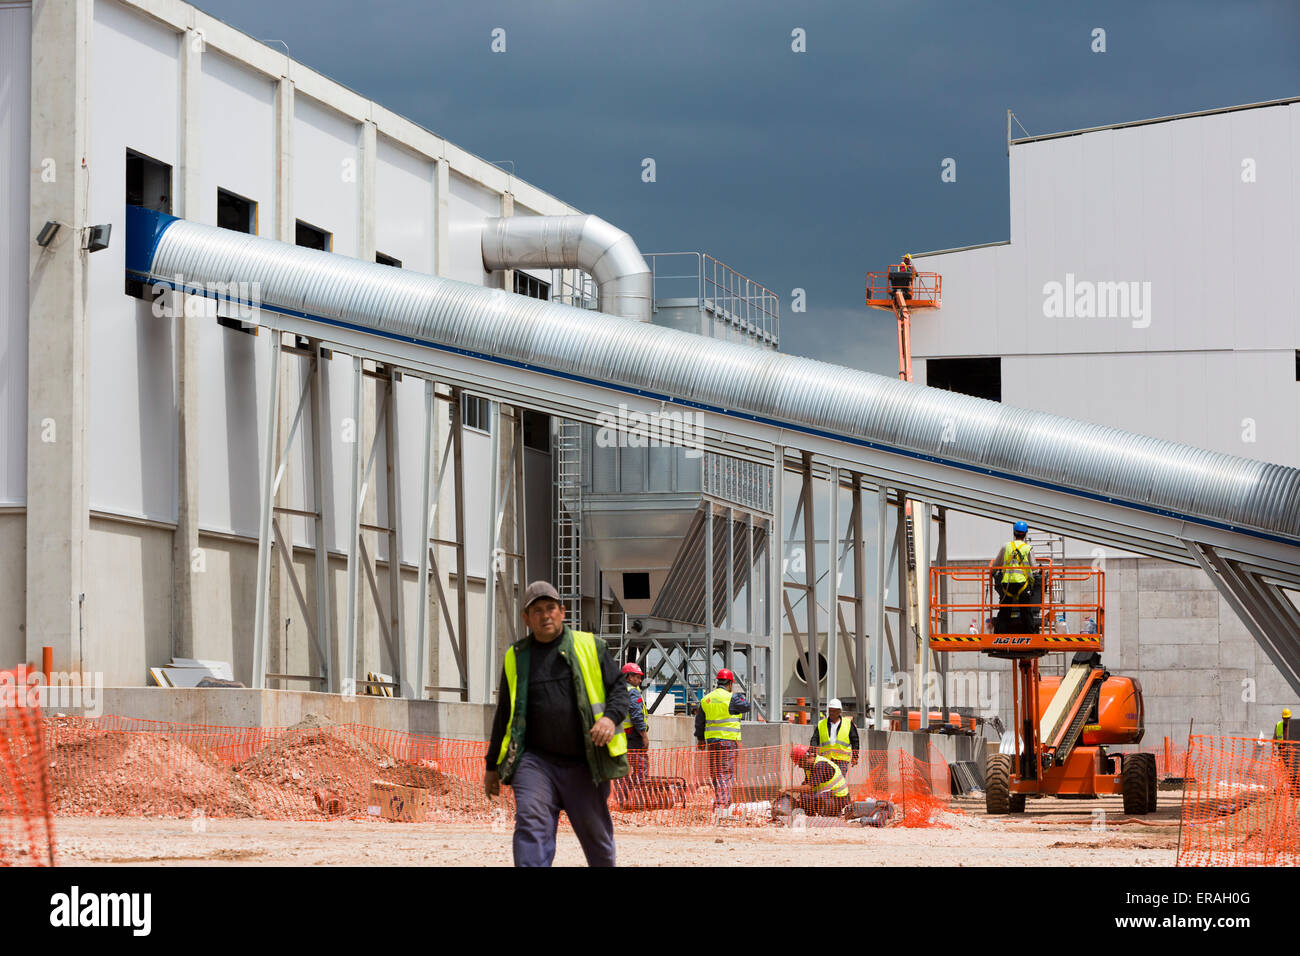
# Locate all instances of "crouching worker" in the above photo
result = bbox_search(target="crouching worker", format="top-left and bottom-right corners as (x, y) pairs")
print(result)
(773, 745), (852, 820)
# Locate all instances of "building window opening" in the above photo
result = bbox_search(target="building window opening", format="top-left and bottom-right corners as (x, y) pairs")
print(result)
(295, 220), (331, 251)
(522, 409), (551, 451)
(376, 252), (402, 267)
(622, 573), (651, 601)
(452, 394), (491, 432)
(126, 150), (172, 298)
(514, 271), (551, 300)
(926, 357), (1002, 403)
(217, 188), (256, 234)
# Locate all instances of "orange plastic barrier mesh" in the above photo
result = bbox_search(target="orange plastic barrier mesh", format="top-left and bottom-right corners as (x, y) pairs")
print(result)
(853, 743), (954, 828)
(42, 716), (954, 830)
(0, 683), (57, 866)
(1177, 734), (1300, 866)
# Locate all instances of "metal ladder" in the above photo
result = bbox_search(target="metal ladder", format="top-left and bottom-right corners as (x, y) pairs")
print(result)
(553, 420), (583, 627)
(1028, 531), (1067, 630)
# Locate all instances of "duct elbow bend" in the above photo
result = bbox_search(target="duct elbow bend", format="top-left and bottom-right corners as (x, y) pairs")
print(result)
(481, 214), (651, 323)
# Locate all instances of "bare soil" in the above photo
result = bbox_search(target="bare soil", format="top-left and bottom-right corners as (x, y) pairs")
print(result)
(50, 790), (1182, 866)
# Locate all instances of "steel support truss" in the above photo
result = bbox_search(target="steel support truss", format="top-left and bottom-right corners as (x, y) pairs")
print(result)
(250, 335), (496, 703)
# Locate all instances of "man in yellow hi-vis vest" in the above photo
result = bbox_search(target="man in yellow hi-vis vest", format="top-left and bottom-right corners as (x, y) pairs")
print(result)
(484, 581), (629, 867)
(694, 668), (751, 808)
(810, 698), (859, 776)
(990, 520), (1040, 634)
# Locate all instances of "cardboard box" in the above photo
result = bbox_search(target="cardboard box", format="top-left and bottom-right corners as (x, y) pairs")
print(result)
(368, 781), (430, 822)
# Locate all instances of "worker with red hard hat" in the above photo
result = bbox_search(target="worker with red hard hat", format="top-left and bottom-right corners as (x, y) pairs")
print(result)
(694, 667), (751, 810)
(619, 663), (652, 794)
(775, 745), (892, 826)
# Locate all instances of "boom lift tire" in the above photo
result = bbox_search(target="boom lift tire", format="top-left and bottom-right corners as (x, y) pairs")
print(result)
(1122, 752), (1157, 815)
(986, 754), (1025, 814)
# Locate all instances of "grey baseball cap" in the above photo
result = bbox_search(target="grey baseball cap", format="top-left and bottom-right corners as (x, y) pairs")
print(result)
(522, 580), (561, 610)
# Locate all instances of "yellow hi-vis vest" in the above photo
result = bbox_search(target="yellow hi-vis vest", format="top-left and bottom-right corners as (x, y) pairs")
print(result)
(809, 755), (850, 798)
(1277, 720), (1290, 741)
(496, 629), (627, 766)
(1001, 540), (1034, 587)
(622, 682), (648, 732)
(701, 688), (742, 742)
(816, 716), (853, 764)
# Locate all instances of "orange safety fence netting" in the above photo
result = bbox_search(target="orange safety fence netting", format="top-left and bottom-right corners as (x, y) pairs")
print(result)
(1177, 734), (1300, 866)
(852, 742), (955, 828)
(0, 679), (56, 866)
(31, 715), (956, 830)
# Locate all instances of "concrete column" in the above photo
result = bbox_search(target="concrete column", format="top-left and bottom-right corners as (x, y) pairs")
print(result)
(433, 159), (449, 278)
(172, 24), (203, 659)
(357, 119), (379, 685)
(26, 0), (93, 673)
(268, 75), (295, 679)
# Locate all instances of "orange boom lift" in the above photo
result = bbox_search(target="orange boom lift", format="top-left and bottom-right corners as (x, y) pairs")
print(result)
(928, 563), (1156, 814)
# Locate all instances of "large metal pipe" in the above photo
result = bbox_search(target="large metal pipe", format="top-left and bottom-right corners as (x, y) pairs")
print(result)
(481, 214), (653, 323)
(125, 209), (1300, 548)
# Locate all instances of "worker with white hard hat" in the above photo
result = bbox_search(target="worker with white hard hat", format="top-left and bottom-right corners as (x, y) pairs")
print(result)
(810, 697), (859, 776)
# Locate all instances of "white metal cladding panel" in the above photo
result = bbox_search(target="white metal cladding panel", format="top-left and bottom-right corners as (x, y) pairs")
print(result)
(196, 317), (266, 537)
(88, 0), (180, 521)
(0, 4), (30, 505)
(392, 374), (429, 567)
(199, 50), (276, 231)
(375, 137), (434, 274)
(447, 172), (499, 285)
(323, 350), (358, 553)
(1228, 105), (1295, 351)
(293, 95), (359, 255)
(920, 104), (1300, 364)
(1006, 351), (1299, 470)
(460, 428), (489, 577)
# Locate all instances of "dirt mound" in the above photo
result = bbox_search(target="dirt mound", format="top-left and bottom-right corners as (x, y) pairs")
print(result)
(50, 725), (255, 818)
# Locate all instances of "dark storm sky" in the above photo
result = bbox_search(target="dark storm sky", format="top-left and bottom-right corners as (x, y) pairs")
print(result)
(192, 0), (1300, 375)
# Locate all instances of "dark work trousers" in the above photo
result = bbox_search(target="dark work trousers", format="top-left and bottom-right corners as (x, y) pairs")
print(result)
(511, 751), (616, 867)
(706, 740), (740, 807)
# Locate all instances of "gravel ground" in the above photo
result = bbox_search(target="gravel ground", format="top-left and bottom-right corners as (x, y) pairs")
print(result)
(49, 791), (1182, 866)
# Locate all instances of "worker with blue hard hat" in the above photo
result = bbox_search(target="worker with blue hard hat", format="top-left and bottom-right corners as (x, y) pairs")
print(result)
(989, 521), (1039, 634)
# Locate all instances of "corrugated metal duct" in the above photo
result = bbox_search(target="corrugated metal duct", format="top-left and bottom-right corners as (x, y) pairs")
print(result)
(481, 214), (653, 323)
(131, 212), (1300, 546)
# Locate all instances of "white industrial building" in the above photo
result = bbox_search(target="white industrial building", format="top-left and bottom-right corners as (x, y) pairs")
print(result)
(3, 0), (604, 696)
(911, 97), (1300, 742)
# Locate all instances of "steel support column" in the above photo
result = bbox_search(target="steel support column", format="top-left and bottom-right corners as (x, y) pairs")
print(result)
(768, 445), (784, 720)
(251, 332), (283, 689)
(873, 485), (888, 730)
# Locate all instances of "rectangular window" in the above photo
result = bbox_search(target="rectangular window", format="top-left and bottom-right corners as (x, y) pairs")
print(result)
(452, 394), (492, 432)
(522, 409), (550, 451)
(217, 188), (256, 233)
(926, 357), (1002, 403)
(295, 220), (331, 251)
(217, 190), (258, 334)
(1295, 349), (1299, 382)
(513, 271), (551, 300)
(126, 150), (172, 298)
(622, 573), (651, 601)
(376, 252), (402, 267)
